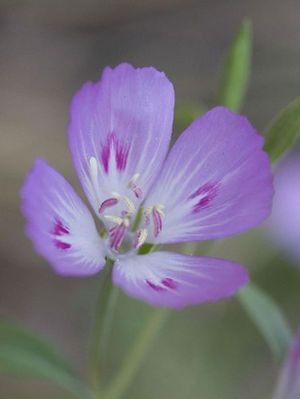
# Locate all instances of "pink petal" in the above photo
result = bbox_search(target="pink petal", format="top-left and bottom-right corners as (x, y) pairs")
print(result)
(274, 329), (300, 399)
(269, 154), (300, 263)
(68, 63), (174, 213)
(20, 159), (105, 276)
(145, 106), (273, 243)
(112, 251), (248, 308)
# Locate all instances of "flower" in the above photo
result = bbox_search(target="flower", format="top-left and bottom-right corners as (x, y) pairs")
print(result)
(269, 153), (300, 264)
(273, 328), (300, 399)
(21, 63), (273, 308)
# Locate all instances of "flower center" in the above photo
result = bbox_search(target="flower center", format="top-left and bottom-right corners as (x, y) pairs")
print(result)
(95, 174), (165, 254)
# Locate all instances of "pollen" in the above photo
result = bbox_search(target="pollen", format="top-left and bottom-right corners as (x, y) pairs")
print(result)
(111, 192), (136, 215)
(143, 204), (165, 237)
(104, 215), (124, 225)
(133, 228), (148, 249)
(128, 173), (143, 199)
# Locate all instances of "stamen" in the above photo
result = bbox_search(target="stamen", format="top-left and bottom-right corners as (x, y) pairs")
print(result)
(152, 207), (163, 237)
(121, 195), (135, 215)
(109, 216), (130, 251)
(133, 228), (148, 249)
(129, 173), (140, 184)
(110, 191), (136, 216)
(133, 187), (143, 199)
(144, 207), (153, 226)
(128, 173), (143, 199)
(104, 215), (123, 225)
(98, 197), (118, 214)
(110, 223), (127, 251)
(154, 204), (165, 217)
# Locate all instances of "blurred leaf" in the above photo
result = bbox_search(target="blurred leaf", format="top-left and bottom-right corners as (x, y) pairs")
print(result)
(0, 321), (91, 399)
(264, 97), (300, 163)
(217, 18), (252, 112)
(238, 283), (292, 361)
(174, 101), (205, 130)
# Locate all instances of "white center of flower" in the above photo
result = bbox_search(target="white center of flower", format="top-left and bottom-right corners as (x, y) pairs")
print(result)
(89, 157), (165, 253)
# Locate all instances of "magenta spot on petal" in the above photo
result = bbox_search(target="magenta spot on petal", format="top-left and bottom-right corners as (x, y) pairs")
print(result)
(161, 278), (177, 290)
(100, 132), (129, 173)
(190, 182), (219, 213)
(53, 239), (71, 250)
(146, 280), (164, 292)
(52, 219), (71, 250)
(53, 219), (69, 236)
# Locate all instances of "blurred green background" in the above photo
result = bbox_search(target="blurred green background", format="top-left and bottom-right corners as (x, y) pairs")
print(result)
(1, 1), (300, 398)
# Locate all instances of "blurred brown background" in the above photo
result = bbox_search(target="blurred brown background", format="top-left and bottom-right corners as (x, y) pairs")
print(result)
(1, 1), (300, 398)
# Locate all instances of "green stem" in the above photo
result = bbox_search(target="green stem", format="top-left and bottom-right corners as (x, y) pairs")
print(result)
(103, 308), (169, 399)
(89, 264), (119, 393)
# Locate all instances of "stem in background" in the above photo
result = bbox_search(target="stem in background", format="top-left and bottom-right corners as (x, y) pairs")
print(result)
(100, 241), (221, 399)
(103, 308), (169, 399)
(89, 263), (119, 393)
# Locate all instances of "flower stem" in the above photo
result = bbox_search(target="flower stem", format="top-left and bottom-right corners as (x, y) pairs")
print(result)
(89, 263), (119, 394)
(103, 308), (169, 399)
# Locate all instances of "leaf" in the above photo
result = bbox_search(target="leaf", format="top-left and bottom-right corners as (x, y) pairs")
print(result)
(174, 101), (205, 130)
(264, 97), (300, 163)
(216, 18), (252, 112)
(0, 321), (91, 399)
(238, 283), (292, 361)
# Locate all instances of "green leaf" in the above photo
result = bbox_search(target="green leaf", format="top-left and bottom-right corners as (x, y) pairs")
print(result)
(238, 283), (292, 361)
(0, 321), (91, 399)
(217, 18), (252, 112)
(174, 101), (205, 130)
(264, 97), (300, 163)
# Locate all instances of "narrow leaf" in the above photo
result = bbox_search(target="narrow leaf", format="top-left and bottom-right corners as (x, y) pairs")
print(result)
(0, 321), (91, 399)
(238, 283), (292, 361)
(217, 18), (252, 112)
(264, 97), (300, 163)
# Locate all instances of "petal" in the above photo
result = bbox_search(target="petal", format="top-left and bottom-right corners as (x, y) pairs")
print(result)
(68, 63), (174, 214)
(273, 329), (300, 399)
(112, 251), (248, 308)
(269, 154), (300, 263)
(145, 106), (273, 244)
(21, 159), (105, 276)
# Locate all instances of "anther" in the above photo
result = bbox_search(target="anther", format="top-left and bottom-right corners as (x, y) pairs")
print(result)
(154, 204), (165, 217)
(110, 223), (127, 251)
(123, 196), (135, 214)
(142, 205), (165, 237)
(152, 207), (163, 237)
(108, 216), (130, 251)
(98, 197), (118, 214)
(111, 191), (136, 216)
(144, 207), (153, 226)
(133, 228), (148, 249)
(128, 173), (143, 199)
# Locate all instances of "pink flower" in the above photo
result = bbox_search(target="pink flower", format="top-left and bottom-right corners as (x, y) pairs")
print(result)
(273, 329), (300, 399)
(269, 153), (300, 263)
(21, 64), (273, 308)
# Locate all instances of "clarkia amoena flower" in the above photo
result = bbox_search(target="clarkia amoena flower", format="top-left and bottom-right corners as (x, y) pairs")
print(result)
(269, 153), (300, 264)
(21, 63), (273, 308)
(273, 328), (300, 399)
